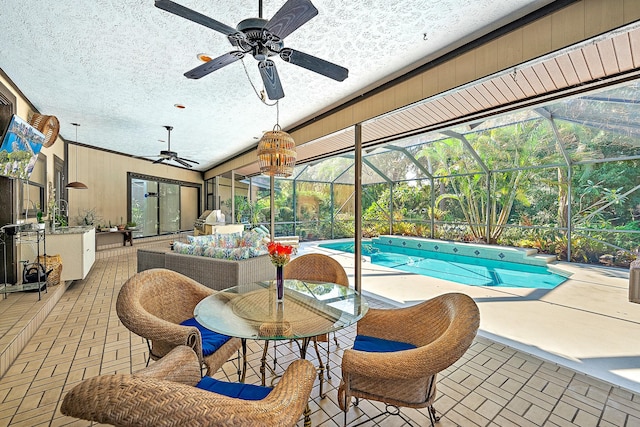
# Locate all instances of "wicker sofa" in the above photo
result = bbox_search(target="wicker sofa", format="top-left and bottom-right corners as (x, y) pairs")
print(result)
(137, 247), (274, 291)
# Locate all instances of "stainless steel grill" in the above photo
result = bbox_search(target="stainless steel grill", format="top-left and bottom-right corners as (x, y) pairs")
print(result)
(194, 210), (225, 233)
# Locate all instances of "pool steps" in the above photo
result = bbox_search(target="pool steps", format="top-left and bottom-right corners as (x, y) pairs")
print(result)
(372, 236), (557, 267)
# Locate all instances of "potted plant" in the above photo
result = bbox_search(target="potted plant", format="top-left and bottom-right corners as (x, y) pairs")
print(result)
(117, 217), (125, 231)
(76, 207), (101, 227)
(36, 210), (45, 229)
(55, 214), (68, 227)
(126, 221), (137, 230)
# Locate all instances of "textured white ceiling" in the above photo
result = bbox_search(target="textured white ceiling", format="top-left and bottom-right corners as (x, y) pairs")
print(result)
(0, 0), (553, 171)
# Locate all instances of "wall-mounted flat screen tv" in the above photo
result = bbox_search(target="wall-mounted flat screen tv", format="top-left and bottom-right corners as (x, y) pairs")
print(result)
(0, 114), (45, 180)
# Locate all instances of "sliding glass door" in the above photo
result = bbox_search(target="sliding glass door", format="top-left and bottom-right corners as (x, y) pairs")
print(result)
(159, 182), (180, 234)
(131, 179), (159, 237)
(130, 174), (201, 238)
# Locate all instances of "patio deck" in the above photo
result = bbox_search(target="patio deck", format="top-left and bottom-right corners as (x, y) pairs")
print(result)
(0, 238), (639, 426)
(301, 240), (640, 396)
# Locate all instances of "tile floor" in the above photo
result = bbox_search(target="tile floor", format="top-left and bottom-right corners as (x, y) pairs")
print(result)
(1, 244), (640, 426)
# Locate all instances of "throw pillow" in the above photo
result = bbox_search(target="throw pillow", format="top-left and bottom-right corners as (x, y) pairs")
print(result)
(172, 241), (205, 256)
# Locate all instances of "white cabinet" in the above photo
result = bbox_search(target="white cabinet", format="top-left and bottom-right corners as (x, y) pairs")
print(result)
(46, 228), (96, 281)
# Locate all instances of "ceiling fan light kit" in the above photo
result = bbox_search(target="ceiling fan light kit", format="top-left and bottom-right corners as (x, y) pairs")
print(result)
(155, 0), (348, 100)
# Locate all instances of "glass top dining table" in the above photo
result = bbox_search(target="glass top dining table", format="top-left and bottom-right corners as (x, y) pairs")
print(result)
(194, 279), (369, 341)
(195, 279), (369, 393)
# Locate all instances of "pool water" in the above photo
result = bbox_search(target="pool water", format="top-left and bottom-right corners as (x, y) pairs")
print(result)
(318, 241), (568, 289)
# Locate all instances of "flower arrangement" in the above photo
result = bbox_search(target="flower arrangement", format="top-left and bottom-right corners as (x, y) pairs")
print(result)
(267, 242), (293, 267)
(268, 242), (293, 301)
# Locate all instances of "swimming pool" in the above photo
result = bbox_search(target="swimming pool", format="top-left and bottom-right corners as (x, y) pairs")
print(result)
(318, 239), (569, 289)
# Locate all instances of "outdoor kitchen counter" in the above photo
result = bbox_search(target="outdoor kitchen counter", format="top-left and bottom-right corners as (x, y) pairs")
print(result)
(46, 227), (95, 281)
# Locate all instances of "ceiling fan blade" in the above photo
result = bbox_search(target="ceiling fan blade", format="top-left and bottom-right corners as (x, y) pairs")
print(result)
(173, 158), (193, 168)
(178, 157), (200, 164)
(265, 0), (318, 40)
(280, 48), (348, 81)
(259, 60), (285, 100)
(184, 51), (245, 79)
(152, 157), (166, 164)
(155, 0), (238, 36)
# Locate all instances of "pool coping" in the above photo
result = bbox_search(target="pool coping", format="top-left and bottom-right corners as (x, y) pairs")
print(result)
(373, 235), (557, 267)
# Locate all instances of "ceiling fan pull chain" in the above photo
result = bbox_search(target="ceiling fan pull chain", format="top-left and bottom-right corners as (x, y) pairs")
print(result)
(241, 58), (277, 106)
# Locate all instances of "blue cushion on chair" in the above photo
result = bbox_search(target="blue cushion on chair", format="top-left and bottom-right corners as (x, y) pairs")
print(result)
(353, 335), (417, 353)
(180, 318), (232, 357)
(196, 376), (271, 400)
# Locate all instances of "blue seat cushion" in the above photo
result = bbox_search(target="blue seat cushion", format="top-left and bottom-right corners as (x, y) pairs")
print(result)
(196, 376), (271, 400)
(353, 334), (417, 353)
(180, 318), (232, 357)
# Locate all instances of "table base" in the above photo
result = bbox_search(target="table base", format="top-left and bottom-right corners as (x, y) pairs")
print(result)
(240, 337), (327, 399)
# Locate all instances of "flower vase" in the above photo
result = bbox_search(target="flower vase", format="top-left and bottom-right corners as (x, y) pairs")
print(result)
(276, 265), (284, 301)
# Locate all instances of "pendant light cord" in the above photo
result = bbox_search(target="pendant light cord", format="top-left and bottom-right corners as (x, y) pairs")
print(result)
(66, 122), (88, 189)
(75, 125), (78, 181)
(73, 123), (79, 181)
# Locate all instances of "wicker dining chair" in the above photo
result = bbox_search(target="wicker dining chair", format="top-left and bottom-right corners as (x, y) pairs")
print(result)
(338, 292), (480, 426)
(116, 268), (242, 376)
(283, 254), (350, 378)
(61, 345), (316, 427)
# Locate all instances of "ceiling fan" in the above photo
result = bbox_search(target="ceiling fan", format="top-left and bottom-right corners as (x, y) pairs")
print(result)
(144, 126), (199, 168)
(155, 0), (349, 100)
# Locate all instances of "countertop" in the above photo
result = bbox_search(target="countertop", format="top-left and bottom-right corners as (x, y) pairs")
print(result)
(1, 224), (95, 238)
(47, 225), (95, 235)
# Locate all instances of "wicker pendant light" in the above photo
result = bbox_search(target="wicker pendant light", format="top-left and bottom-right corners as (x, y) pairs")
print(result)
(29, 113), (59, 147)
(256, 102), (296, 177)
(66, 123), (88, 189)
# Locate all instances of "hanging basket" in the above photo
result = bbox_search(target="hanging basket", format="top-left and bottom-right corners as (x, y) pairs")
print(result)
(37, 254), (63, 287)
